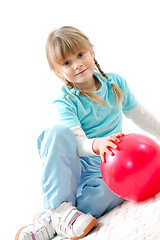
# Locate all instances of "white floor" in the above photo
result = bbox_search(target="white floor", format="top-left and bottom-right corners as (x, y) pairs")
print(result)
(54, 193), (160, 240)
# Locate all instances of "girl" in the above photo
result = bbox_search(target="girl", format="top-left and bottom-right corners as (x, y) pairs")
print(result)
(16, 26), (160, 240)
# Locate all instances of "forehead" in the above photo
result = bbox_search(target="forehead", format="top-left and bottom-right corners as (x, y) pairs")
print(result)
(61, 48), (86, 61)
(54, 39), (91, 64)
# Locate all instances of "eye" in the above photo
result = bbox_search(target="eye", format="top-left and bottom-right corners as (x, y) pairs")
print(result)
(77, 52), (84, 58)
(63, 60), (70, 66)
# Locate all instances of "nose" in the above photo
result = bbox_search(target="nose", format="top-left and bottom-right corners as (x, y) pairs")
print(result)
(74, 61), (83, 70)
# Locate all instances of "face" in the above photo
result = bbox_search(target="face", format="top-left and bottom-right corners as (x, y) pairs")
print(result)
(55, 50), (95, 90)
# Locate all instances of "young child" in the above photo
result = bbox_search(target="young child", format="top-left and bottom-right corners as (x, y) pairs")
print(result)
(16, 26), (160, 240)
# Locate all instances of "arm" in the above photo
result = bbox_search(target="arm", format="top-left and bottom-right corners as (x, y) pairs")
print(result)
(70, 125), (96, 156)
(70, 125), (124, 162)
(123, 103), (160, 140)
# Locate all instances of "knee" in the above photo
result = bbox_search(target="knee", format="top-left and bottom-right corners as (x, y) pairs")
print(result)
(37, 124), (77, 158)
(47, 124), (76, 143)
(76, 178), (124, 218)
(38, 124), (75, 143)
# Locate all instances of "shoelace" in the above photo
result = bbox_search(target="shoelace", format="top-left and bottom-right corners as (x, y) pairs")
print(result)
(55, 211), (83, 237)
(69, 213), (82, 229)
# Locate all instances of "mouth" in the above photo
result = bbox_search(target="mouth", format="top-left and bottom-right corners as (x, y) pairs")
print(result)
(76, 68), (87, 76)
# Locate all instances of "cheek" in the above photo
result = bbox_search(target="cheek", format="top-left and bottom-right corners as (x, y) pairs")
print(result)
(61, 69), (74, 82)
(87, 58), (95, 70)
(63, 69), (73, 78)
(60, 67), (70, 75)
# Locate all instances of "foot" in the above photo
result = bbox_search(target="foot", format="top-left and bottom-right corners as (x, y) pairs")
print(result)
(15, 211), (56, 240)
(52, 202), (97, 240)
(15, 202), (97, 240)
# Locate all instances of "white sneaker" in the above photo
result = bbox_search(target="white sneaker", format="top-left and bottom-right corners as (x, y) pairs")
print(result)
(15, 202), (97, 240)
(52, 202), (97, 240)
(15, 211), (56, 240)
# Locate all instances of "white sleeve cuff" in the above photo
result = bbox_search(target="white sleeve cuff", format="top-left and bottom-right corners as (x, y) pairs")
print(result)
(70, 125), (97, 156)
(123, 103), (160, 141)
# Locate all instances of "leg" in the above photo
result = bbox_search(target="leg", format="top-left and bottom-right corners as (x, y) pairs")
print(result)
(37, 124), (82, 209)
(76, 157), (124, 218)
(16, 125), (97, 240)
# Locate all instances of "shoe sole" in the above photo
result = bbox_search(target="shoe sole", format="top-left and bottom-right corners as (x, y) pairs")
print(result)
(70, 217), (97, 240)
(15, 227), (24, 240)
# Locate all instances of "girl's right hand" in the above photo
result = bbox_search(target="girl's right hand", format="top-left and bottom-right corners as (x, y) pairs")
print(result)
(92, 132), (124, 162)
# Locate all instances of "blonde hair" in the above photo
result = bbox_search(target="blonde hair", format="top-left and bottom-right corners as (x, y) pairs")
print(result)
(46, 26), (123, 106)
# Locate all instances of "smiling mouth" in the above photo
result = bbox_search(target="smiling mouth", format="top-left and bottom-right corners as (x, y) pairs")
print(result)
(76, 68), (87, 76)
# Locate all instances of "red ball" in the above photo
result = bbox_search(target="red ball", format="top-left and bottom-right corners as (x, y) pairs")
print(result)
(101, 133), (160, 201)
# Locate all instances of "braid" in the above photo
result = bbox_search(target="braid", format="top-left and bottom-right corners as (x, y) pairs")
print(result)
(65, 80), (74, 89)
(94, 59), (109, 79)
(94, 59), (123, 104)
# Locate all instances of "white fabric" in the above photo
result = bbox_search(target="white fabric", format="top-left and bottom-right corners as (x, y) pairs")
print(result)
(123, 103), (160, 141)
(70, 104), (160, 156)
(70, 125), (97, 156)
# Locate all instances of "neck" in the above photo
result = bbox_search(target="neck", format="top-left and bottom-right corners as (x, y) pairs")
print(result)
(75, 76), (100, 92)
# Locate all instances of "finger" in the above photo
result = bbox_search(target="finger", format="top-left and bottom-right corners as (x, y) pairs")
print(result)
(107, 137), (119, 146)
(105, 147), (114, 156)
(101, 154), (105, 163)
(108, 141), (118, 149)
(115, 132), (125, 137)
(109, 133), (124, 142)
(109, 136), (120, 143)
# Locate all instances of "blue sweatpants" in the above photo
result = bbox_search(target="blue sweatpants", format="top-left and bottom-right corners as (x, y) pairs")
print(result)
(37, 124), (124, 218)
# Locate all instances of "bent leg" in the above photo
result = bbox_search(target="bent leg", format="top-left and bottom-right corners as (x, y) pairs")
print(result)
(77, 177), (124, 218)
(76, 157), (124, 218)
(37, 124), (81, 210)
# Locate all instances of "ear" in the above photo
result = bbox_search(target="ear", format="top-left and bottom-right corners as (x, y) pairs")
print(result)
(90, 50), (95, 59)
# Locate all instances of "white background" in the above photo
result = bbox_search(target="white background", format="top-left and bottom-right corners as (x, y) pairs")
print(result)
(0, 0), (160, 239)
